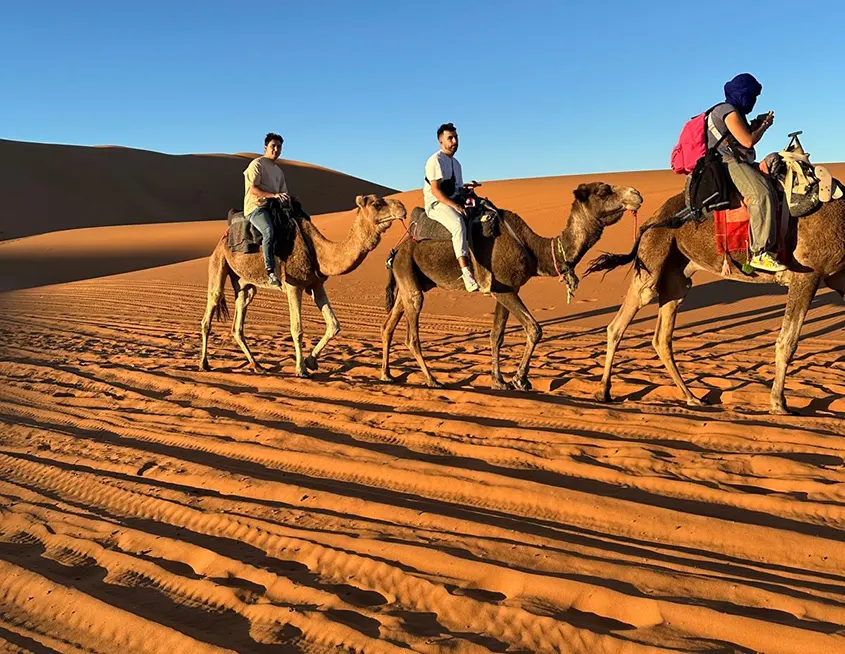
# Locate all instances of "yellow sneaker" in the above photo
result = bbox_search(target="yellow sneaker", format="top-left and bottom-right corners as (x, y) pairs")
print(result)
(749, 252), (787, 273)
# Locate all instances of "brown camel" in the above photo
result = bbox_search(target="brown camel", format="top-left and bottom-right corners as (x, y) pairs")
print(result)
(381, 183), (644, 390)
(200, 194), (406, 375)
(587, 193), (845, 414)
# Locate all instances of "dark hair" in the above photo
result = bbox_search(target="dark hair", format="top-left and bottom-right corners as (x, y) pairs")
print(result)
(265, 132), (284, 146)
(437, 123), (457, 138)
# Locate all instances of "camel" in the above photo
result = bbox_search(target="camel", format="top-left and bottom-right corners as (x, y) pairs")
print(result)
(200, 194), (406, 375)
(381, 183), (644, 390)
(586, 193), (845, 414)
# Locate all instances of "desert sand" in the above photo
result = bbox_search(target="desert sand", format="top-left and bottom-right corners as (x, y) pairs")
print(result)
(1, 140), (844, 653)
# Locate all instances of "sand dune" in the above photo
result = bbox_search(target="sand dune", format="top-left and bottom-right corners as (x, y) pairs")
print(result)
(0, 138), (396, 241)
(1, 144), (844, 652)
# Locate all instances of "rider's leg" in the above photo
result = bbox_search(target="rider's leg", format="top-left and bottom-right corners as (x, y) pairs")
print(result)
(428, 203), (478, 291)
(726, 160), (785, 272)
(247, 208), (275, 271)
(726, 161), (776, 254)
(247, 207), (280, 284)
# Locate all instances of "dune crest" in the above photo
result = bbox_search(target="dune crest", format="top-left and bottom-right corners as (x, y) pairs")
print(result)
(0, 138), (396, 241)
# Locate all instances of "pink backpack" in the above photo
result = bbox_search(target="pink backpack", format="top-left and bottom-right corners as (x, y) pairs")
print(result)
(670, 107), (716, 174)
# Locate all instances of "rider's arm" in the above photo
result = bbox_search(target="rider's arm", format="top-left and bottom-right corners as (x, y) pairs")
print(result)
(431, 179), (464, 214)
(725, 111), (771, 148)
(245, 160), (288, 200)
(249, 184), (285, 200)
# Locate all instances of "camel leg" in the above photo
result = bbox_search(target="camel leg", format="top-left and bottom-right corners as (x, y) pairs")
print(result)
(233, 283), (261, 371)
(304, 282), (340, 371)
(596, 275), (657, 402)
(490, 301), (510, 390)
(381, 297), (405, 382)
(652, 268), (700, 406)
(284, 282), (308, 377)
(491, 291), (540, 391)
(199, 247), (230, 371)
(403, 291), (441, 388)
(771, 272), (820, 415)
(825, 269), (845, 300)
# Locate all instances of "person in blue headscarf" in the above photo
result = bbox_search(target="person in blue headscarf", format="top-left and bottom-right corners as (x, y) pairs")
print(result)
(707, 73), (784, 272)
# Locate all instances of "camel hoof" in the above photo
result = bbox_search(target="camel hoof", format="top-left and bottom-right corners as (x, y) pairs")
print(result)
(199, 360), (211, 372)
(770, 404), (796, 416)
(595, 389), (612, 403)
(686, 396), (706, 407)
(295, 369), (310, 379)
(491, 377), (508, 390)
(250, 363), (266, 373)
(304, 356), (318, 371)
(380, 373), (395, 383)
(510, 377), (532, 392)
(426, 379), (444, 389)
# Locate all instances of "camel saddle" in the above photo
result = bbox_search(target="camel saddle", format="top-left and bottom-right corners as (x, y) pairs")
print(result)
(409, 194), (503, 293)
(684, 132), (842, 265)
(409, 194), (501, 242)
(225, 198), (310, 258)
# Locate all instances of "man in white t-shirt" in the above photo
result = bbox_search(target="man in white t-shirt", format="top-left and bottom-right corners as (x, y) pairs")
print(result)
(423, 122), (479, 292)
(243, 132), (290, 287)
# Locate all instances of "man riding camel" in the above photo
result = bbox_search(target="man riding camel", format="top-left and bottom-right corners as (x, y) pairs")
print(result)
(707, 73), (786, 273)
(423, 122), (479, 292)
(243, 132), (290, 287)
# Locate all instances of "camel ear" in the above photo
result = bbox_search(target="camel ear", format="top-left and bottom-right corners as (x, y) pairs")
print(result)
(573, 184), (592, 203)
(355, 195), (371, 210)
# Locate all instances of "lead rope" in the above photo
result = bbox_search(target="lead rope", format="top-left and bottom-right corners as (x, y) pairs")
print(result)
(551, 236), (577, 304)
(385, 217), (414, 270)
(551, 236), (564, 282)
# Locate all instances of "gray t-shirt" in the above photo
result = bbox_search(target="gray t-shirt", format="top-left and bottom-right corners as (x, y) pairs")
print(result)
(707, 103), (755, 164)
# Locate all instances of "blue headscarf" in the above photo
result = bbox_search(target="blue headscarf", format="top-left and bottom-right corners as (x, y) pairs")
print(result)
(724, 73), (762, 115)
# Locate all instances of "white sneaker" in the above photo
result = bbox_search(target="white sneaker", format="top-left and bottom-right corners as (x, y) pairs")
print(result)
(461, 267), (479, 292)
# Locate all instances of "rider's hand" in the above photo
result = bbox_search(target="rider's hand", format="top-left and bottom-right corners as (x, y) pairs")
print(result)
(452, 202), (467, 216)
(276, 192), (290, 202)
(762, 111), (774, 130)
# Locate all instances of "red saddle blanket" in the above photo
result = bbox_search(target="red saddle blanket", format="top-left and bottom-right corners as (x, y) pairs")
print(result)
(713, 205), (750, 255)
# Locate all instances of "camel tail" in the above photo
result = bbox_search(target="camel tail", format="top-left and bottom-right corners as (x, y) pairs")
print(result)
(385, 264), (397, 312)
(211, 292), (230, 322)
(586, 249), (643, 276)
(208, 242), (233, 322)
(586, 226), (650, 277)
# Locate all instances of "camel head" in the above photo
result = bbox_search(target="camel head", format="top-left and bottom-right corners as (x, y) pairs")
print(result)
(571, 182), (643, 227)
(355, 194), (407, 237)
(558, 182), (643, 270)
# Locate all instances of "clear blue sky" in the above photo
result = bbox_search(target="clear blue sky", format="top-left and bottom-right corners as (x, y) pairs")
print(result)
(2, 1), (842, 191)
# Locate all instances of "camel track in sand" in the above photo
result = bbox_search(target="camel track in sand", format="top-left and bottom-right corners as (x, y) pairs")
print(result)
(0, 278), (844, 653)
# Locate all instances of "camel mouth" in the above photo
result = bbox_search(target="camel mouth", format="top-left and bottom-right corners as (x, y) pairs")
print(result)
(622, 190), (644, 213)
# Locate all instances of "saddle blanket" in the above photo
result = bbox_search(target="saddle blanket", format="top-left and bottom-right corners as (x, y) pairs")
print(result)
(713, 206), (750, 255)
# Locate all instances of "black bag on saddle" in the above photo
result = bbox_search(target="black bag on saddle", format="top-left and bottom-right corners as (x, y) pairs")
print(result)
(227, 198), (309, 257)
(687, 133), (736, 213)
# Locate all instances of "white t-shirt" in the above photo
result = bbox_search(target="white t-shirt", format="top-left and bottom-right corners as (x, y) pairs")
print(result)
(423, 151), (463, 210)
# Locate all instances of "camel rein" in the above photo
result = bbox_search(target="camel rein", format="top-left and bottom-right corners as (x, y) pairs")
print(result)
(550, 236), (578, 304)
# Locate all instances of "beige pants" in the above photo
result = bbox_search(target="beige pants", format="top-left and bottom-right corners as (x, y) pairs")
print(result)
(426, 202), (469, 259)
(725, 160), (777, 254)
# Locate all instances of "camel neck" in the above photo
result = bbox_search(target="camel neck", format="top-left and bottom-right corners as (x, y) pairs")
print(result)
(299, 213), (379, 277)
(513, 215), (580, 278)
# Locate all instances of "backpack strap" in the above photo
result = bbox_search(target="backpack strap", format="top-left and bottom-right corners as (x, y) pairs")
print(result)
(705, 104), (730, 152)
